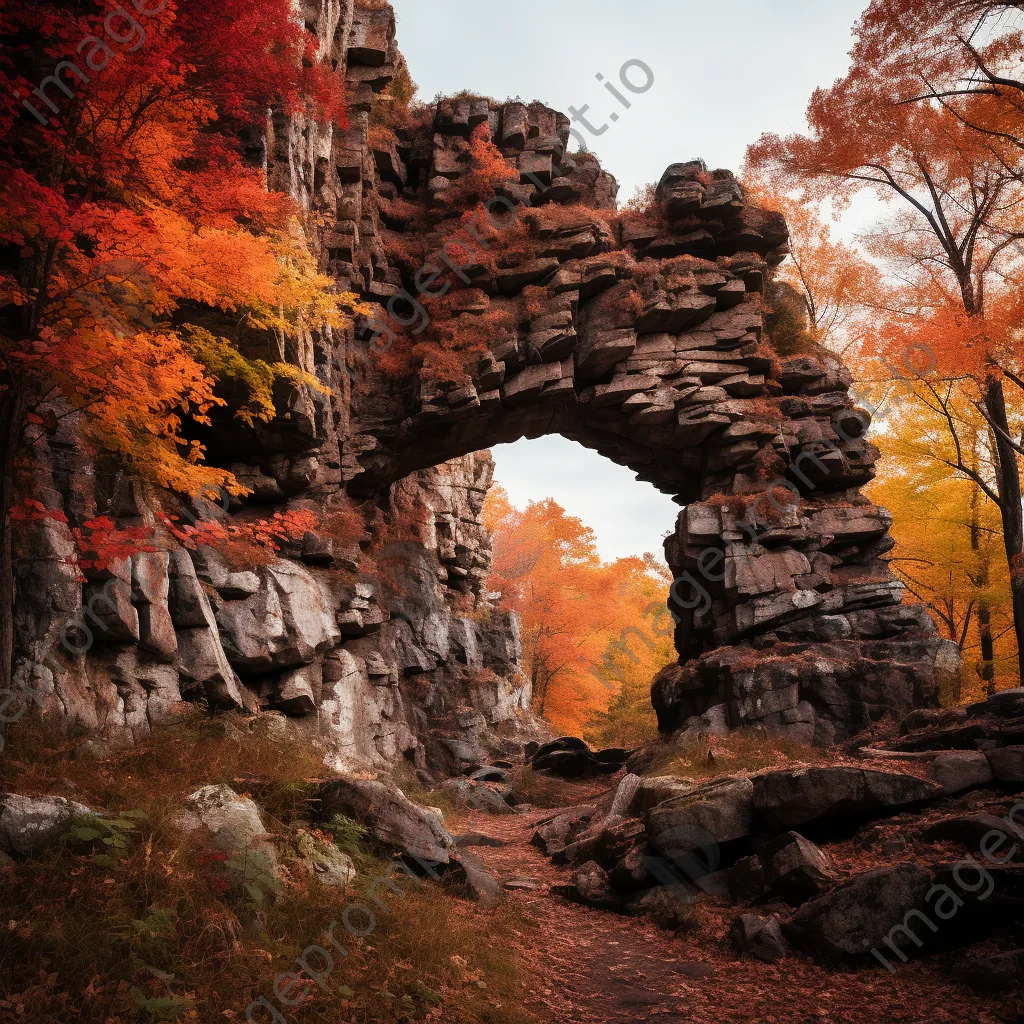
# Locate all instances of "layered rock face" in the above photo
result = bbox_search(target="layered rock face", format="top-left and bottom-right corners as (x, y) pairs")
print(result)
(9, 0), (958, 760)
(16, 438), (536, 769)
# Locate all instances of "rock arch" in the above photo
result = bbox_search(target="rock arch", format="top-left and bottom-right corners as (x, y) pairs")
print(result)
(329, 97), (960, 746)
(10, 0), (959, 765)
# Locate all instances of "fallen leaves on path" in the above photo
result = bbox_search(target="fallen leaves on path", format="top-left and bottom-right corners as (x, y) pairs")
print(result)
(459, 787), (1024, 1024)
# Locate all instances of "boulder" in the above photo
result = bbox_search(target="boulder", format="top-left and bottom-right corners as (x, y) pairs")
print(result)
(594, 747), (633, 768)
(178, 784), (279, 871)
(289, 831), (355, 888)
(531, 736), (616, 777)
(454, 832), (507, 849)
(440, 778), (513, 815)
(930, 750), (995, 794)
(783, 864), (933, 963)
(470, 766), (511, 784)
(752, 767), (941, 830)
(625, 885), (699, 932)
(730, 913), (790, 963)
(729, 855), (768, 904)
(318, 776), (455, 866)
(439, 737), (485, 771)
(985, 689), (1024, 718)
(554, 817), (646, 869)
(605, 773), (643, 824)
(443, 851), (504, 907)
(900, 707), (968, 734)
(530, 805), (598, 856)
(504, 876), (544, 892)
(0, 794), (93, 856)
(921, 812), (1013, 849)
(957, 949), (1024, 992)
(553, 860), (620, 910)
(628, 776), (696, 816)
(988, 746), (1024, 783)
(646, 776), (755, 858)
(533, 748), (603, 778)
(609, 847), (657, 893)
(760, 832), (836, 903)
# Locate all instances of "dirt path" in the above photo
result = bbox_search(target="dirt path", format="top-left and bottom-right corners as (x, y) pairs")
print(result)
(458, 783), (1023, 1024)
(459, 802), (702, 1023)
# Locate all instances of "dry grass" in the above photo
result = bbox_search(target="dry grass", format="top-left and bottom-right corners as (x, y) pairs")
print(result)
(507, 767), (567, 809)
(0, 706), (330, 814)
(640, 728), (820, 783)
(509, 767), (614, 810)
(0, 711), (535, 1023)
(0, 839), (534, 1023)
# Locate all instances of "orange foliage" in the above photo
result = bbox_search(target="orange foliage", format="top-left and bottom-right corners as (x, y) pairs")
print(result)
(368, 125), (399, 152)
(0, 0), (351, 507)
(745, 0), (1024, 680)
(743, 185), (879, 356)
(619, 181), (663, 231)
(484, 486), (672, 736)
(159, 509), (319, 558)
(374, 291), (518, 382)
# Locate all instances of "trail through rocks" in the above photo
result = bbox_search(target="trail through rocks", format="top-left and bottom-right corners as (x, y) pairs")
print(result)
(458, 781), (1021, 1024)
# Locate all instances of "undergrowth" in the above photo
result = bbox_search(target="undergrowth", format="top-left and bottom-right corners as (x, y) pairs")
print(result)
(510, 767), (583, 809)
(0, 710), (535, 1024)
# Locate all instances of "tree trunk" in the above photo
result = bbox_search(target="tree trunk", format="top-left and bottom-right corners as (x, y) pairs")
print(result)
(532, 661), (546, 716)
(984, 377), (1024, 685)
(0, 387), (26, 694)
(969, 471), (996, 694)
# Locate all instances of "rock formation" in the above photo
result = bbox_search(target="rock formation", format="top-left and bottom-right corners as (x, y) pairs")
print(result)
(8, 0), (960, 766)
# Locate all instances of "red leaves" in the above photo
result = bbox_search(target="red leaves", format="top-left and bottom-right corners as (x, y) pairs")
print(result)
(72, 518), (156, 571)
(10, 502), (157, 570)
(158, 509), (319, 559)
(2, 0), (350, 505)
(9, 498), (68, 524)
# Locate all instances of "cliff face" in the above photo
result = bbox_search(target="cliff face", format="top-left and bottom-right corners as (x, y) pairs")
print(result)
(16, 436), (538, 769)
(8, 0), (959, 764)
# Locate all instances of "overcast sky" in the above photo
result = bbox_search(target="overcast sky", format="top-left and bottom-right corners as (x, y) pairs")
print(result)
(392, 0), (869, 562)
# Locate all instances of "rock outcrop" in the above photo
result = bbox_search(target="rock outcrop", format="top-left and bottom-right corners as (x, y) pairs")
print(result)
(8, 0), (957, 767)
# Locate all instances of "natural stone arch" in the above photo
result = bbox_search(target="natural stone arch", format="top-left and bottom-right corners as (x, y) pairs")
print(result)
(334, 109), (961, 747)
(8, 1), (959, 763)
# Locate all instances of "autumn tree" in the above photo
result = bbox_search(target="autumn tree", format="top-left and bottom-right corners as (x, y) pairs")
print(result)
(584, 560), (673, 748)
(851, 0), (1024, 149)
(747, 11), (1024, 680)
(744, 186), (879, 357)
(0, 0), (355, 689)
(869, 392), (1018, 696)
(484, 485), (671, 736)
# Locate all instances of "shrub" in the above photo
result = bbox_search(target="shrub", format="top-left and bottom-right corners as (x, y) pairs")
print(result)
(368, 124), (398, 152)
(642, 727), (818, 782)
(323, 813), (369, 856)
(445, 124), (518, 213)
(62, 808), (147, 865)
(0, 716), (535, 1024)
(370, 55), (418, 129)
